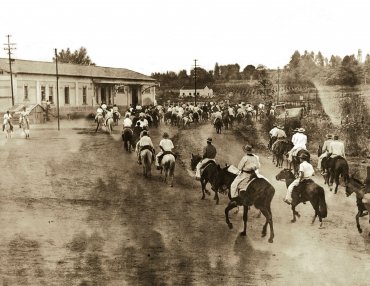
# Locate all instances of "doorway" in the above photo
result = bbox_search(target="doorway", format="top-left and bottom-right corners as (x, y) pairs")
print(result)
(101, 87), (106, 104)
(132, 86), (139, 106)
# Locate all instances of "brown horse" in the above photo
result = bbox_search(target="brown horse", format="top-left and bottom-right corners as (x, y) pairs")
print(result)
(273, 140), (293, 168)
(345, 176), (370, 236)
(190, 154), (223, 204)
(276, 169), (327, 227)
(218, 168), (275, 243)
(291, 149), (310, 176)
(322, 156), (349, 194)
(214, 118), (223, 134)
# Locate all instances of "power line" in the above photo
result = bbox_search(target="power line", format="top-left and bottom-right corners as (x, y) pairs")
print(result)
(193, 59), (198, 105)
(3, 35), (16, 106)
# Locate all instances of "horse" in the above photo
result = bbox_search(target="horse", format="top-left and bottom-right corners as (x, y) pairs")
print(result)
(276, 169), (327, 227)
(192, 111), (199, 124)
(273, 140), (292, 168)
(113, 112), (120, 126)
(140, 149), (153, 178)
(19, 117), (30, 139)
(161, 153), (176, 187)
(95, 114), (105, 133)
(122, 128), (134, 152)
(218, 167), (275, 243)
(236, 113), (244, 124)
(180, 116), (191, 129)
(323, 156), (349, 194)
(4, 120), (12, 139)
(190, 154), (222, 205)
(345, 176), (370, 236)
(222, 112), (231, 130)
(106, 117), (114, 134)
(214, 118), (223, 134)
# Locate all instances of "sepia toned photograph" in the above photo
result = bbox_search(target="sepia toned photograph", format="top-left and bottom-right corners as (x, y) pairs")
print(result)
(1, 0), (370, 285)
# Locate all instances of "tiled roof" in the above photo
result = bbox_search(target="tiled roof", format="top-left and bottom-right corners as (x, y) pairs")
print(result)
(0, 58), (155, 82)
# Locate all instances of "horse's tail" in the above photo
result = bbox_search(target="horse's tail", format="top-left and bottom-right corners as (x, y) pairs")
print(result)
(318, 187), (327, 218)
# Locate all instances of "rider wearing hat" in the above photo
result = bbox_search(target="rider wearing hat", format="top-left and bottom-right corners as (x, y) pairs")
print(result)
(326, 135), (346, 173)
(288, 127), (307, 161)
(317, 134), (333, 174)
(136, 130), (155, 165)
(271, 125), (287, 151)
(3, 110), (13, 132)
(268, 124), (279, 149)
(284, 152), (314, 205)
(155, 132), (175, 169)
(195, 138), (217, 180)
(230, 144), (261, 199)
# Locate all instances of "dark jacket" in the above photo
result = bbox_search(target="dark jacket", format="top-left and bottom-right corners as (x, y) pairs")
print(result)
(202, 143), (217, 159)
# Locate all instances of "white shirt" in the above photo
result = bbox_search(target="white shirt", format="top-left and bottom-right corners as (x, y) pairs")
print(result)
(139, 136), (154, 147)
(269, 127), (279, 138)
(4, 113), (12, 120)
(299, 161), (315, 178)
(294, 133), (307, 148)
(123, 118), (132, 127)
(138, 119), (148, 128)
(159, 139), (174, 151)
(329, 140), (345, 157)
(238, 154), (261, 172)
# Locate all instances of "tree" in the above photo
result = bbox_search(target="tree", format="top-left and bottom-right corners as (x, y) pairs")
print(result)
(256, 65), (274, 100)
(214, 63), (220, 80)
(340, 55), (361, 86)
(242, 65), (256, 80)
(288, 50), (301, 69)
(54, 47), (95, 65)
(315, 51), (325, 67)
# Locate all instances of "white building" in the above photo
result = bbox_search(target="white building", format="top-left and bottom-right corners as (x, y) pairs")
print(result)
(0, 58), (157, 112)
(179, 85), (214, 98)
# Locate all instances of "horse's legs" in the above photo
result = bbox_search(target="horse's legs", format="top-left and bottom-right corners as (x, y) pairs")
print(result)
(356, 211), (363, 233)
(200, 179), (206, 200)
(241, 206), (248, 236)
(291, 205), (297, 223)
(213, 189), (219, 205)
(334, 173), (340, 194)
(260, 207), (274, 243)
(95, 122), (99, 133)
(225, 200), (238, 229)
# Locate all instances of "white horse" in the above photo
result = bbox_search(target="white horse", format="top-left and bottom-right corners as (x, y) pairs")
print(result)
(4, 120), (12, 139)
(161, 154), (176, 187)
(19, 117), (30, 138)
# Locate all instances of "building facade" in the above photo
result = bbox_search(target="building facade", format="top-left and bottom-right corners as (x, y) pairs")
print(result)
(0, 59), (157, 112)
(179, 86), (214, 98)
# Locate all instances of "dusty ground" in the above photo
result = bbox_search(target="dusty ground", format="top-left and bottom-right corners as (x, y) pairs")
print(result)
(0, 119), (369, 285)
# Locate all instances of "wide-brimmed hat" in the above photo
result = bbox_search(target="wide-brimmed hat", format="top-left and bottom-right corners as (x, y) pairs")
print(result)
(298, 128), (305, 133)
(242, 144), (253, 152)
(326, 134), (333, 139)
(293, 128), (299, 132)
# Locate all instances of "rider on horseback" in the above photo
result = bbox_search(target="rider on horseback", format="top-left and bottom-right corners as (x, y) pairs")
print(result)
(195, 138), (217, 180)
(268, 124), (279, 149)
(284, 152), (314, 205)
(317, 134), (333, 174)
(19, 107), (30, 126)
(230, 144), (261, 199)
(288, 128), (307, 162)
(213, 110), (222, 125)
(136, 130), (155, 165)
(155, 132), (175, 169)
(271, 125), (287, 151)
(326, 135), (346, 171)
(3, 110), (13, 132)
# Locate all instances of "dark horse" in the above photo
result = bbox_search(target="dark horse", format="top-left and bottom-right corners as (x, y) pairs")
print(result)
(345, 176), (370, 236)
(222, 112), (231, 130)
(122, 128), (134, 152)
(276, 169), (327, 227)
(218, 168), (275, 243)
(214, 118), (223, 134)
(190, 154), (222, 204)
(322, 155), (349, 194)
(273, 140), (293, 168)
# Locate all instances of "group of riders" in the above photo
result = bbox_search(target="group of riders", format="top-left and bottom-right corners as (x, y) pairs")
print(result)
(2, 107), (30, 138)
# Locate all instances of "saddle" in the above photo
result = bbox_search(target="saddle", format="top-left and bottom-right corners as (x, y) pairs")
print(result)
(200, 160), (216, 175)
(140, 145), (155, 153)
(292, 179), (314, 199)
(158, 151), (176, 163)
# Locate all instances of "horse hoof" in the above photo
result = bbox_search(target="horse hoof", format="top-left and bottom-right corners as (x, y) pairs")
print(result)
(268, 238), (273, 243)
(358, 229), (363, 234)
(227, 223), (233, 229)
(201, 197), (205, 200)
(240, 231), (246, 236)
(261, 232), (267, 237)
(291, 219), (296, 223)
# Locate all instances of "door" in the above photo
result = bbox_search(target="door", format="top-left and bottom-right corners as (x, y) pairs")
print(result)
(132, 86), (138, 106)
(101, 87), (106, 104)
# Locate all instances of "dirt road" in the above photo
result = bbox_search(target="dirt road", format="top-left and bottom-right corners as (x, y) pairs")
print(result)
(0, 120), (369, 285)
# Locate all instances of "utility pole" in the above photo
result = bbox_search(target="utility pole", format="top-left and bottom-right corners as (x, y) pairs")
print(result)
(55, 49), (60, 131)
(277, 66), (280, 104)
(4, 35), (16, 106)
(193, 59), (197, 105)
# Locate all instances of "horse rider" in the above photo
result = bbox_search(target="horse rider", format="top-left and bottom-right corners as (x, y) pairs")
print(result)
(137, 113), (149, 129)
(123, 113), (133, 129)
(19, 107), (30, 127)
(136, 130), (155, 165)
(317, 134), (333, 174)
(113, 104), (120, 118)
(271, 125), (287, 151)
(230, 144), (261, 199)
(288, 128), (307, 161)
(213, 109), (222, 125)
(105, 108), (114, 126)
(268, 124), (279, 149)
(327, 135), (346, 172)
(155, 132), (175, 169)
(284, 152), (315, 205)
(3, 110), (13, 132)
(195, 138), (217, 180)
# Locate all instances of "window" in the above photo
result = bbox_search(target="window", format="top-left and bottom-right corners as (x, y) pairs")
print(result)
(64, 86), (70, 104)
(83, 86), (87, 105)
(183, 93), (185, 96)
(189, 92), (191, 96)
(49, 86), (54, 103)
(41, 86), (46, 101)
(24, 85), (29, 100)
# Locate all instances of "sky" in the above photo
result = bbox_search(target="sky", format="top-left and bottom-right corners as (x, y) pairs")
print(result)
(2, 0), (370, 75)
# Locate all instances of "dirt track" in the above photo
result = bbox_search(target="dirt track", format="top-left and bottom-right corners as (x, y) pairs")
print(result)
(0, 120), (369, 285)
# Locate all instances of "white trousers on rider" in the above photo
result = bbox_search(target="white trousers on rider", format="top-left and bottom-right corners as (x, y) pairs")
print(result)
(317, 152), (328, 170)
(155, 151), (163, 166)
(288, 145), (306, 161)
(195, 158), (213, 178)
(286, 178), (300, 202)
(230, 172), (250, 198)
